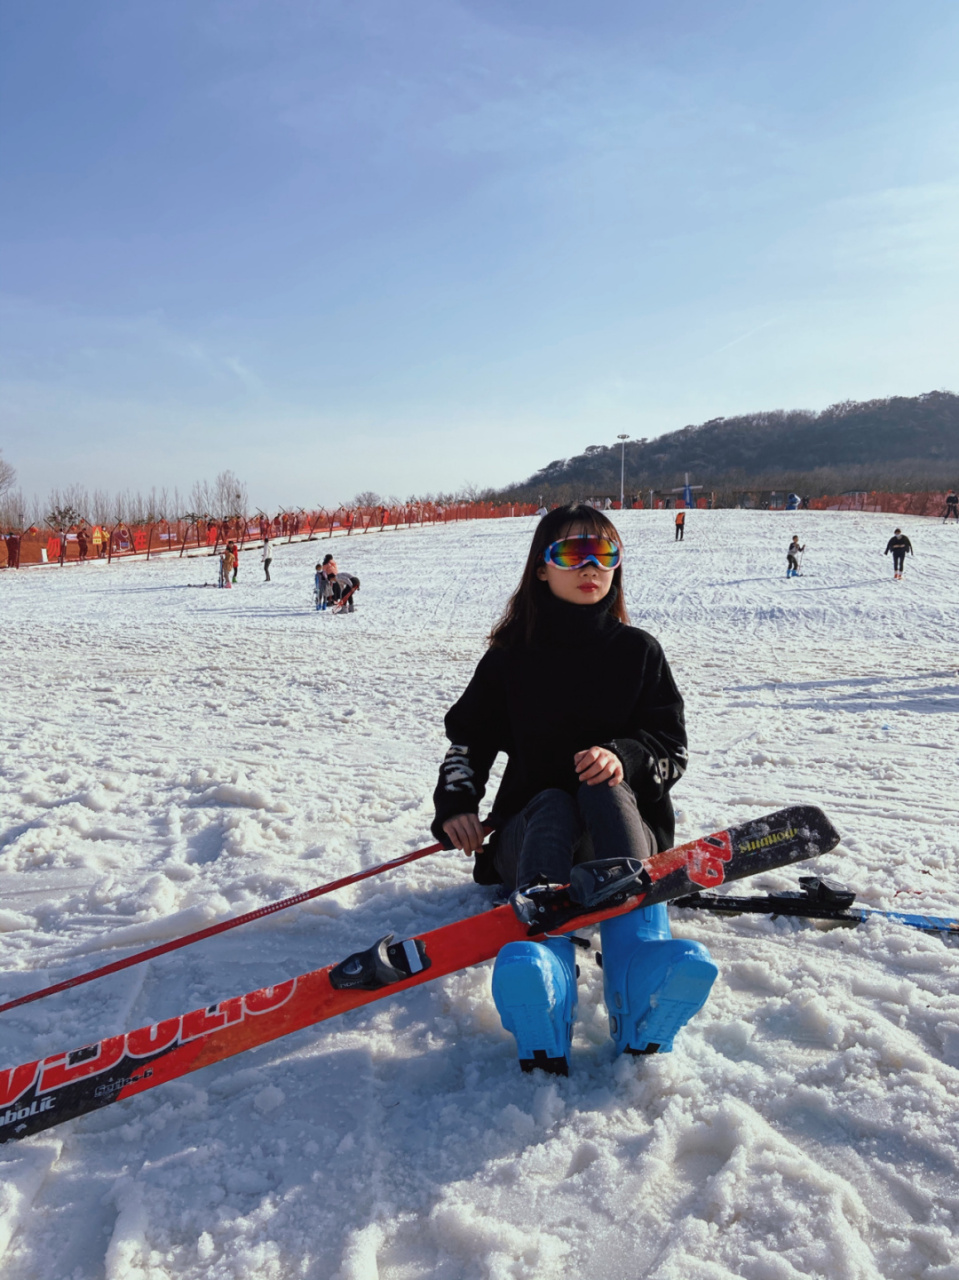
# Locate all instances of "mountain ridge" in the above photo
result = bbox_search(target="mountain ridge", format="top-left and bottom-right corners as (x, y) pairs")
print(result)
(496, 390), (959, 502)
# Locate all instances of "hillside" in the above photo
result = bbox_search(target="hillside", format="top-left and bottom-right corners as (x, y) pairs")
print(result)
(498, 390), (959, 502)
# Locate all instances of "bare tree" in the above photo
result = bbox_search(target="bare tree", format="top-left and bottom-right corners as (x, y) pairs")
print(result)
(45, 485), (90, 527)
(139, 487), (172, 522)
(0, 452), (15, 503)
(352, 490), (382, 508)
(116, 488), (146, 524)
(90, 488), (114, 524)
(189, 479), (214, 518)
(45, 498), (85, 532)
(0, 486), (28, 528)
(212, 470), (248, 519)
(22, 493), (42, 527)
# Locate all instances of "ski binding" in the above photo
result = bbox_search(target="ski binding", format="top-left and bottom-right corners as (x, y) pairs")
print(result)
(329, 933), (431, 991)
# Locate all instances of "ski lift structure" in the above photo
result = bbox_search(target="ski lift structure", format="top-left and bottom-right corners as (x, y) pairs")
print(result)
(643, 473), (713, 510)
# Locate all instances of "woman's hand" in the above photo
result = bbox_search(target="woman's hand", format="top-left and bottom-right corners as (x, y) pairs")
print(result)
(574, 746), (624, 787)
(442, 813), (486, 856)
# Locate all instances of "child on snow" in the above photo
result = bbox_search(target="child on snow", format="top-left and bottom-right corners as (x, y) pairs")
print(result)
(432, 503), (716, 1074)
(220, 546), (235, 588)
(786, 535), (804, 577)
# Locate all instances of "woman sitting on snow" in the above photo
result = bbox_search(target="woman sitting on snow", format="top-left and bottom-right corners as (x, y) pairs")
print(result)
(431, 503), (717, 1075)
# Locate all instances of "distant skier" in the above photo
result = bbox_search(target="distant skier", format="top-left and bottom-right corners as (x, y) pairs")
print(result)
(320, 553), (340, 603)
(944, 491), (959, 522)
(332, 573), (360, 613)
(674, 510), (685, 541)
(262, 537), (273, 581)
(433, 503), (713, 1075)
(4, 532), (20, 569)
(884, 529), (913, 579)
(313, 563), (326, 610)
(220, 545), (235, 588)
(786, 535), (804, 577)
(229, 541), (239, 584)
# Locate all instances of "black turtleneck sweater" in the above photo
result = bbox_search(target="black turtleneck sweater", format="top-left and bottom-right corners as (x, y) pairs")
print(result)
(431, 588), (687, 863)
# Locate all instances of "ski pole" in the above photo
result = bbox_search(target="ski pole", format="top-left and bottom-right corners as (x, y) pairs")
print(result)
(0, 834), (480, 1015)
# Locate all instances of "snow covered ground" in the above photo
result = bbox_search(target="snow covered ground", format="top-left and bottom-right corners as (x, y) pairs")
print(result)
(1, 508), (958, 1280)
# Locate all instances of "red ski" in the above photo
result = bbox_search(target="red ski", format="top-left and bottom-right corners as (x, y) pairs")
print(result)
(1, 805), (838, 1144)
(331, 580), (358, 613)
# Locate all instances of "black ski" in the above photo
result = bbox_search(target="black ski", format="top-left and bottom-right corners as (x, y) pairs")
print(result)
(675, 876), (959, 937)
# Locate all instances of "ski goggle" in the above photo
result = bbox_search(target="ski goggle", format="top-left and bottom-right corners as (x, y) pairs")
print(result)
(542, 535), (622, 570)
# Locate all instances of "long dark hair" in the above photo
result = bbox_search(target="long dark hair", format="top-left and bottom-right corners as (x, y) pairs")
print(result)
(489, 504), (630, 649)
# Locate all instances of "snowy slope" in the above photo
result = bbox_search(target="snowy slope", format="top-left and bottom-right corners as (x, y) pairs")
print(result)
(1, 510), (958, 1280)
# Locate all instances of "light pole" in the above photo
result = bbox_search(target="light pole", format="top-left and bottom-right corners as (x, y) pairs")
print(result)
(617, 435), (629, 509)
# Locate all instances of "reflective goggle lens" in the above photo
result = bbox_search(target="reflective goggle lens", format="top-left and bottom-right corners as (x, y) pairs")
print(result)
(543, 535), (622, 570)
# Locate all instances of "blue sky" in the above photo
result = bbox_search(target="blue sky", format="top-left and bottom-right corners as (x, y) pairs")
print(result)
(2, 0), (957, 507)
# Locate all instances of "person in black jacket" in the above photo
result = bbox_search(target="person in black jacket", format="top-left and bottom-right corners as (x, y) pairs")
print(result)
(432, 504), (716, 1074)
(884, 529), (913, 579)
(786, 535), (804, 578)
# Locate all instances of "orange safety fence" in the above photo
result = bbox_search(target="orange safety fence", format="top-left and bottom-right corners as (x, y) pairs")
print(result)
(0, 502), (538, 568)
(807, 490), (956, 517)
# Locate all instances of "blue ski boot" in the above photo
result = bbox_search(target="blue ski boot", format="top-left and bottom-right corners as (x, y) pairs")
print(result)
(599, 903), (717, 1056)
(491, 935), (577, 1076)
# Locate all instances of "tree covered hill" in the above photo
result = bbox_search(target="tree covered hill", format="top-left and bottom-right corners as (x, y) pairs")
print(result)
(497, 391), (959, 502)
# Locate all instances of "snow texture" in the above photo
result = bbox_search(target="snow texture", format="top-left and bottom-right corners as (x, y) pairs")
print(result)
(1, 510), (958, 1279)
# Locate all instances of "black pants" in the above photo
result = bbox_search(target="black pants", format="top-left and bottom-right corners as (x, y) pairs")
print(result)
(893, 551), (906, 572)
(493, 783), (656, 891)
(263, 558), (272, 581)
(675, 524), (684, 540)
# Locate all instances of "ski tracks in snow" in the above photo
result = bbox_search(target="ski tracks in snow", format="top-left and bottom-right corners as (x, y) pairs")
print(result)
(2, 510), (959, 1278)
